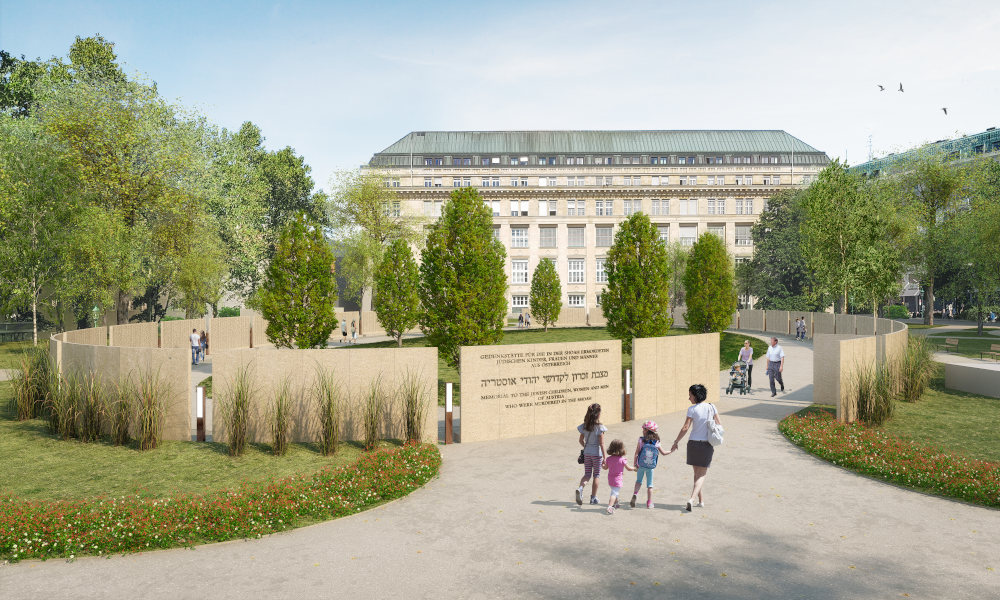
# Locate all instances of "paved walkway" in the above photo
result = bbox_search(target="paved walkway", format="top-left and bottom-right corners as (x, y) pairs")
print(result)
(2, 335), (998, 598)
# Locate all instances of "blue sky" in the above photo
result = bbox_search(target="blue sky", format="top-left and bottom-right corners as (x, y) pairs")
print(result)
(2, 0), (998, 192)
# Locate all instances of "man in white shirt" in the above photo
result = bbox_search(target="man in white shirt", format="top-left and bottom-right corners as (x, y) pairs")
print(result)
(190, 329), (201, 365)
(766, 337), (785, 397)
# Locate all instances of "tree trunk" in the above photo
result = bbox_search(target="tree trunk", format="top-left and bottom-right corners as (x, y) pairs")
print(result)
(840, 289), (848, 315)
(872, 302), (878, 335)
(116, 291), (131, 325)
(924, 281), (934, 326)
(977, 295), (985, 336)
(32, 295), (38, 346)
(397, 333), (403, 348)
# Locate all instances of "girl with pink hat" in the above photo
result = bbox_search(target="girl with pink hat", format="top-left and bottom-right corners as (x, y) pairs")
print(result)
(630, 420), (673, 509)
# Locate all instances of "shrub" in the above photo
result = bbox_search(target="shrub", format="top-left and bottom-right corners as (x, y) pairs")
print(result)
(77, 372), (105, 443)
(884, 304), (910, 319)
(8, 346), (52, 420)
(109, 377), (134, 446)
(48, 372), (79, 440)
(851, 361), (895, 426)
(220, 363), (255, 456)
(218, 306), (241, 317)
(313, 368), (341, 456)
(683, 232), (738, 333)
(270, 378), (292, 456)
(134, 369), (169, 451)
(399, 371), (428, 443)
(362, 376), (387, 450)
(899, 336), (935, 403)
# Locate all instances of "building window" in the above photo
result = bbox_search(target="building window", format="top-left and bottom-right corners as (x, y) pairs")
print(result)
(424, 178), (432, 187)
(519, 156), (529, 165)
(489, 200), (500, 216)
(539, 227), (556, 248)
(384, 178), (400, 187)
(708, 175), (723, 185)
(512, 260), (528, 284)
(453, 177), (461, 187)
(481, 158), (490, 166)
(567, 199), (585, 216)
(567, 176), (584, 186)
(651, 199), (668, 216)
(491, 177), (500, 187)
(540, 200), (557, 216)
(599, 176), (612, 186)
(596, 225), (613, 247)
(388, 201), (401, 217)
(623, 176), (634, 186)
(735, 225), (752, 246)
(480, 177), (490, 188)
(539, 176), (557, 187)
(568, 259), (585, 284)
(510, 157), (519, 165)
(657, 225), (669, 243)
(568, 294), (585, 307)
(707, 199), (726, 215)
(708, 224), (725, 240)
(651, 176), (659, 185)
(492, 226), (500, 241)
(706, 156), (723, 164)
(596, 293), (603, 306)
(679, 199), (698, 215)
(596, 200), (614, 216)
(512, 294), (529, 308)
(511, 177), (519, 187)
(511, 227), (528, 248)
(678, 157), (687, 165)
(596, 259), (607, 283)
(623, 199), (641, 216)
(433, 177), (442, 187)
(510, 200), (528, 217)
(423, 200), (442, 217)
(568, 227), (585, 248)
(680, 225), (697, 247)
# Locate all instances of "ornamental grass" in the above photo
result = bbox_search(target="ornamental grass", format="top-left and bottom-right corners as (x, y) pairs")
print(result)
(220, 363), (254, 457)
(361, 376), (386, 451)
(312, 368), (341, 456)
(0, 442), (441, 562)
(8, 346), (52, 421)
(399, 370), (427, 443)
(779, 408), (1000, 508)
(270, 378), (293, 457)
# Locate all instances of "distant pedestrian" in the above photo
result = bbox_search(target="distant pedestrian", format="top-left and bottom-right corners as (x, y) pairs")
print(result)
(797, 317), (807, 341)
(518, 313), (524, 329)
(738, 340), (754, 390)
(525, 313), (531, 328)
(629, 420), (672, 509)
(766, 337), (785, 397)
(198, 330), (207, 361)
(341, 319), (347, 343)
(189, 328), (200, 365)
(575, 403), (607, 506)
(670, 384), (722, 511)
(351, 320), (357, 343)
(602, 440), (635, 514)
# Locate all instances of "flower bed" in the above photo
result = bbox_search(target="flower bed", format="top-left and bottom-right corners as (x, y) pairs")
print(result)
(779, 408), (1000, 508)
(0, 442), (441, 562)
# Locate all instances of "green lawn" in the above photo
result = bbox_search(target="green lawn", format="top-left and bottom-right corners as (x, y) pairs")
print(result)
(884, 365), (1000, 462)
(339, 327), (768, 405)
(0, 381), (371, 500)
(925, 332), (1000, 359)
(0, 339), (48, 369)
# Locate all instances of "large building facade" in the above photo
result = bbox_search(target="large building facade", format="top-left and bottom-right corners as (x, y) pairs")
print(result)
(367, 130), (829, 315)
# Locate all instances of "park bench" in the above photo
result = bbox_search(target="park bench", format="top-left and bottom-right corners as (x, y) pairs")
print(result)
(0, 322), (33, 343)
(983, 343), (1000, 362)
(939, 337), (960, 353)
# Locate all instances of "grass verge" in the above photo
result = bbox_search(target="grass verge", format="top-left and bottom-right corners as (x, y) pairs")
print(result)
(779, 405), (999, 508)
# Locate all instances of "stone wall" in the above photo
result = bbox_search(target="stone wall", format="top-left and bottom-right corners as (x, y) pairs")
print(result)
(740, 309), (765, 332)
(63, 327), (107, 346)
(588, 308), (607, 327)
(209, 316), (252, 352)
(558, 307), (588, 327)
(109, 323), (157, 348)
(632, 332), (720, 420)
(945, 363), (1000, 398)
(834, 314), (856, 335)
(812, 313), (835, 335)
(459, 340), (622, 442)
(211, 347), (437, 444)
(162, 319), (206, 349)
(765, 310), (790, 335)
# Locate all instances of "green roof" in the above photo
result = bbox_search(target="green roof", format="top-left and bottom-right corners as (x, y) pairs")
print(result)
(374, 130), (825, 156)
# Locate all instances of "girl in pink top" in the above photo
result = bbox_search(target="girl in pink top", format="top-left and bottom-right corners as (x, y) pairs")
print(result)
(602, 439), (635, 514)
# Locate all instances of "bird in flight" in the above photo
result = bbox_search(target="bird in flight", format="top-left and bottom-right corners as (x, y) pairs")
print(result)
(878, 84), (885, 91)
(898, 83), (904, 92)
(942, 107), (948, 115)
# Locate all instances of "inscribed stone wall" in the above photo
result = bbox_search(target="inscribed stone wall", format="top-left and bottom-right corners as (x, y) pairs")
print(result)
(209, 316), (251, 352)
(834, 314), (856, 335)
(212, 347), (437, 444)
(162, 319), (206, 349)
(812, 313), (835, 335)
(740, 310), (765, 332)
(632, 333), (720, 420)
(765, 310), (790, 335)
(558, 307), (587, 327)
(459, 340), (622, 442)
(109, 322), (158, 348)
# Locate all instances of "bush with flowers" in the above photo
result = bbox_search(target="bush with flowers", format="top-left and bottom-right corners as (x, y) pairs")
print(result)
(779, 407), (1000, 508)
(0, 442), (440, 562)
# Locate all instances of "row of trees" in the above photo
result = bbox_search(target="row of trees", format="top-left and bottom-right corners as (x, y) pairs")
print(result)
(739, 154), (1000, 330)
(0, 36), (326, 343)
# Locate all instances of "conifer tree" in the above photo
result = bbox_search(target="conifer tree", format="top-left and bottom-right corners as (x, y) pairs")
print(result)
(529, 258), (561, 331)
(683, 232), (737, 333)
(374, 238), (421, 346)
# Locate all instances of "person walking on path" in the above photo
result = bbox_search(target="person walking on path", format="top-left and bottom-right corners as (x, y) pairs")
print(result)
(341, 319), (347, 343)
(575, 403), (607, 506)
(525, 313), (531, 328)
(198, 330), (208, 361)
(518, 313), (524, 329)
(189, 329), (201, 365)
(797, 317), (807, 341)
(766, 337), (785, 397)
(630, 420), (672, 509)
(738, 340), (754, 390)
(350, 320), (357, 344)
(602, 440), (635, 514)
(670, 384), (722, 512)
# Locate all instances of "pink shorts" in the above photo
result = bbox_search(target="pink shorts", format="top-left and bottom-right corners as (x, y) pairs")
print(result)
(582, 454), (602, 479)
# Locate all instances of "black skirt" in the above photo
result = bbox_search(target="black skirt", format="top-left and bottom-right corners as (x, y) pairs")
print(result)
(687, 440), (714, 468)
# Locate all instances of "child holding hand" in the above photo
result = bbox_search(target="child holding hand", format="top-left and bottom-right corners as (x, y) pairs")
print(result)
(630, 420), (672, 509)
(602, 439), (635, 514)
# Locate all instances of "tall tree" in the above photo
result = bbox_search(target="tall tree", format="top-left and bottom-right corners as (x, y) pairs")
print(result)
(665, 241), (689, 321)
(329, 169), (423, 308)
(683, 232), (738, 333)
(529, 258), (561, 332)
(602, 212), (672, 353)
(848, 178), (907, 329)
(258, 214), (338, 349)
(373, 239), (421, 347)
(418, 187), (507, 367)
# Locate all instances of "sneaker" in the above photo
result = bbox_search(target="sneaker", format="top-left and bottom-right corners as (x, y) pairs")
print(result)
(575, 489), (583, 506)
(685, 500), (693, 512)
(630, 494), (637, 508)
(614, 500), (621, 509)
(590, 497), (600, 505)
(647, 501), (654, 509)
(607, 505), (615, 514)
(696, 501), (705, 508)
(771, 393), (776, 398)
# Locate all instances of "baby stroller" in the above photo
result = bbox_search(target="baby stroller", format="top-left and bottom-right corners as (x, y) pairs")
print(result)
(726, 360), (749, 395)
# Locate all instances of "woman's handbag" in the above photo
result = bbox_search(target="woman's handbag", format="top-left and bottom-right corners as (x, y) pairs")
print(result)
(707, 404), (725, 447)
